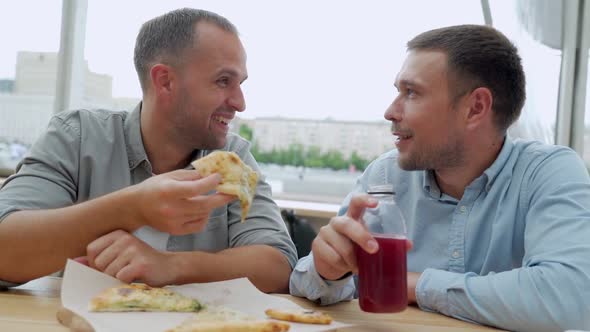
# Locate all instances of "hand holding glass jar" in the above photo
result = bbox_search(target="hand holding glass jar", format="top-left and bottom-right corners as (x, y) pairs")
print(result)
(354, 184), (408, 313)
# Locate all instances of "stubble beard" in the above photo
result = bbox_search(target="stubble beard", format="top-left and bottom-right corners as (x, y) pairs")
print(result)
(175, 92), (226, 150)
(397, 134), (465, 171)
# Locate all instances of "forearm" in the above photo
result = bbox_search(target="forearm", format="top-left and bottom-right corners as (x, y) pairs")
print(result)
(0, 187), (139, 283)
(416, 265), (590, 332)
(171, 245), (292, 293)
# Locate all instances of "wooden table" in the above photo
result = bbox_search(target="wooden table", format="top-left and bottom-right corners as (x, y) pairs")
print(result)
(0, 277), (502, 332)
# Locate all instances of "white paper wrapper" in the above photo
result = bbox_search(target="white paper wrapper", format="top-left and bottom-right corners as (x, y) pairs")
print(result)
(61, 259), (349, 332)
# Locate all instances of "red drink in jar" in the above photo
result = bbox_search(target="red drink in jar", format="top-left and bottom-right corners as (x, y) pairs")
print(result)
(355, 234), (407, 313)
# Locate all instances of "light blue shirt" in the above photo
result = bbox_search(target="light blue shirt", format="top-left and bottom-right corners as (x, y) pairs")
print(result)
(290, 137), (590, 332)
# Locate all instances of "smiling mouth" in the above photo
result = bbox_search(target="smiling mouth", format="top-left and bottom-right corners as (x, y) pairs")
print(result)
(393, 132), (412, 141)
(213, 115), (230, 125)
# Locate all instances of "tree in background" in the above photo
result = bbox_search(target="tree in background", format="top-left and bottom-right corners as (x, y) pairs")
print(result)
(241, 124), (374, 171)
(238, 124), (253, 141)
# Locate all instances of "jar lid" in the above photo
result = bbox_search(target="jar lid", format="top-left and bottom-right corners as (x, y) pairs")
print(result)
(367, 184), (395, 195)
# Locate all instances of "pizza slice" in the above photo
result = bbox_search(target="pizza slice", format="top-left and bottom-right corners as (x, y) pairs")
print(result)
(167, 306), (290, 332)
(89, 284), (203, 312)
(191, 151), (259, 222)
(265, 308), (332, 325)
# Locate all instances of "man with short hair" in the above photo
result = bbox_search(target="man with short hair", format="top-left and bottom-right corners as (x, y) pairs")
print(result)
(0, 8), (297, 293)
(290, 25), (590, 332)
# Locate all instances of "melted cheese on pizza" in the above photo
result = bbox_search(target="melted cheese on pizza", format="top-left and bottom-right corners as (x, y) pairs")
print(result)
(191, 151), (259, 222)
(89, 284), (203, 312)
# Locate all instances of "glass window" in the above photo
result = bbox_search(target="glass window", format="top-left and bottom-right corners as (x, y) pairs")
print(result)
(83, 0), (485, 203)
(0, 0), (62, 176)
(583, 54), (590, 166)
(12, 2), (561, 202)
(489, 0), (561, 144)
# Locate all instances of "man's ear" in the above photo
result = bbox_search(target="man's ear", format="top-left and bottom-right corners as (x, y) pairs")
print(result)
(465, 87), (493, 130)
(149, 64), (175, 99)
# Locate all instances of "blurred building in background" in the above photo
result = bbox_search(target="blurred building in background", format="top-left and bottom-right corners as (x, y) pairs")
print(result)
(0, 51), (140, 146)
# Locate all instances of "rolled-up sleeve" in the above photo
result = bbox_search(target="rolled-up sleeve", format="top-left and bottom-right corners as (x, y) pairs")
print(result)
(289, 253), (356, 305)
(0, 115), (81, 288)
(0, 116), (80, 222)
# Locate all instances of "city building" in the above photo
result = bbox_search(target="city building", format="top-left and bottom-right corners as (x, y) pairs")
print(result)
(0, 52), (139, 145)
(250, 117), (393, 160)
(0, 80), (14, 94)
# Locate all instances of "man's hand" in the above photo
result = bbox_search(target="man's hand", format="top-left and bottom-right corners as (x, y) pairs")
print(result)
(86, 230), (177, 286)
(127, 170), (235, 235)
(312, 195), (379, 280)
(312, 194), (412, 281)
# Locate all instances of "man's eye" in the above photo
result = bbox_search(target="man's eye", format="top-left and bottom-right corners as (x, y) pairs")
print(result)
(406, 88), (415, 96)
(217, 77), (230, 87)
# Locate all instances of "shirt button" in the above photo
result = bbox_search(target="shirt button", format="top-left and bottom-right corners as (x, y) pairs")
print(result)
(452, 250), (460, 258)
(459, 206), (467, 213)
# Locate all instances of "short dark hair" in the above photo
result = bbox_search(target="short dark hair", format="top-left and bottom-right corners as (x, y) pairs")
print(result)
(134, 8), (238, 93)
(407, 25), (526, 133)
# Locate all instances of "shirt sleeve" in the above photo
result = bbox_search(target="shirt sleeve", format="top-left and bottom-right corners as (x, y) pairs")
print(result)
(416, 148), (590, 332)
(288, 159), (383, 303)
(224, 138), (298, 269)
(289, 253), (356, 305)
(0, 115), (81, 287)
(0, 115), (80, 222)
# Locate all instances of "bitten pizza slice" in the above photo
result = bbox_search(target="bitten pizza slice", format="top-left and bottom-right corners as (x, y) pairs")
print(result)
(191, 151), (258, 222)
(89, 284), (203, 312)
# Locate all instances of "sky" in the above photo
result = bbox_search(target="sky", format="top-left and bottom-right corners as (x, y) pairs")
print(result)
(0, 0), (573, 128)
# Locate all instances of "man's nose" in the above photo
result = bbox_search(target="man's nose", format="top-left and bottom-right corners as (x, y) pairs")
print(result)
(384, 97), (402, 122)
(228, 87), (246, 112)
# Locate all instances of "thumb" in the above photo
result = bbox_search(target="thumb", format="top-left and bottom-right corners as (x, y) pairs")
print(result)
(73, 256), (89, 266)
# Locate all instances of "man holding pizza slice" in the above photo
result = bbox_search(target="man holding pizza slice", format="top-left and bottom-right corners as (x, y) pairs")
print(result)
(0, 8), (297, 293)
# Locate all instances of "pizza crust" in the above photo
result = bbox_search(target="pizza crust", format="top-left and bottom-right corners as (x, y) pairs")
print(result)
(167, 306), (290, 332)
(265, 308), (332, 325)
(166, 320), (290, 332)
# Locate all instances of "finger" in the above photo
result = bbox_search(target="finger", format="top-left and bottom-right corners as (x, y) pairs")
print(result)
(92, 233), (135, 271)
(330, 216), (379, 254)
(318, 224), (357, 271)
(166, 169), (203, 181)
(92, 242), (124, 271)
(73, 256), (89, 266)
(161, 194), (233, 225)
(346, 194), (378, 220)
(116, 264), (143, 284)
(87, 230), (128, 267)
(312, 238), (353, 279)
(103, 253), (133, 278)
(187, 193), (236, 211)
(406, 239), (413, 251)
(173, 174), (222, 198)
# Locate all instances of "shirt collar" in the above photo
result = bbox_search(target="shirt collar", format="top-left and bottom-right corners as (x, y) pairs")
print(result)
(482, 135), (514, 191)
(124, 102), (149, 170)
(421, 135), (514, 194)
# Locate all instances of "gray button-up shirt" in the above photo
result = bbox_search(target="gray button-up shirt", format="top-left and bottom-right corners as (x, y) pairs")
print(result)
(0, 104), (297, 286)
